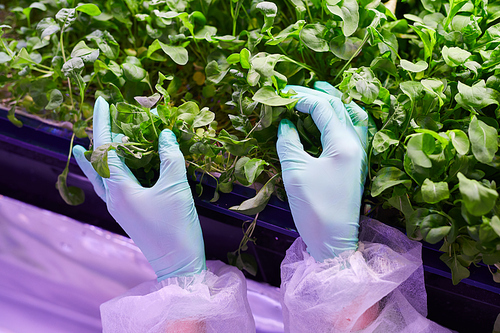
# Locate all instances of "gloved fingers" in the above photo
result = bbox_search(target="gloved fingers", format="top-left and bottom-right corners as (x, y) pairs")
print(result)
(313, 81), (343, 98)
(111, 132), (125, 143)
(156, 129), (189, 188)
(285, 85), (348, 128)
(93, 96), (112, 148)
(106, 150), (142, 189)
(313, 81), (369, 129)
(293, 93), (351, 154)
(276, 119), (311, 170)
(72, 145), (107, 201)
(291, 82), (371, 152)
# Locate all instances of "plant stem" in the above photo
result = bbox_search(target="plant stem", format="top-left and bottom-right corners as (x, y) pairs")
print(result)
(304, 0), (313, 22)
(59, 23), (74, 110)
(334, 32), (369, 83)
(65, 133), (76, 171)
(146, 108), (159, 139)
(0, 37), (13, 57)
(30, 67), (53, 75)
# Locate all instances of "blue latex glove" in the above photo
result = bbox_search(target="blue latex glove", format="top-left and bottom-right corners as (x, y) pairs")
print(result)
(277, 81), (369, 262)
(73, 97), (206, 281)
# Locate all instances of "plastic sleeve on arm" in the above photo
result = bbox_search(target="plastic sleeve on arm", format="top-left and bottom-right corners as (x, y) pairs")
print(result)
(100, 260), (255, 333)
(280, 217), (454, 333)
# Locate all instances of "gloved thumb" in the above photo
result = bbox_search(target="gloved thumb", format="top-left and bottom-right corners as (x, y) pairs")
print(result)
(73, 145), (106, 201)
(276, 119), (310, 172)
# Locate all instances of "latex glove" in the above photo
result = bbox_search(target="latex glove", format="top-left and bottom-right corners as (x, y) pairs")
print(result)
(277, 81), (369, 262)
(73, 97), (206, 281)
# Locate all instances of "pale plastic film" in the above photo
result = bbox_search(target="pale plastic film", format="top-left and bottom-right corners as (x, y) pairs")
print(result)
(100, 260), (256, 333)
(280, 217), (453, 333)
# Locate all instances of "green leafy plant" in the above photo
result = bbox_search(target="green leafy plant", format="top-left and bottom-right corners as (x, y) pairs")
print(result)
(1, 0), (499, 282)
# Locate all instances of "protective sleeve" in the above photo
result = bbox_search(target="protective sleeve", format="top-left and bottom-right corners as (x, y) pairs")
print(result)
(100, 260), (255, 333)
(280, 216), (454, 333)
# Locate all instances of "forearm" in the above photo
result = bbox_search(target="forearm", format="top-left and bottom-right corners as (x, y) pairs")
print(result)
(167, 320), (206, 333)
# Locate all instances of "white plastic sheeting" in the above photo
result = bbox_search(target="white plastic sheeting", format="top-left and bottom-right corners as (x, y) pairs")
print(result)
(0, 195), (283, 333)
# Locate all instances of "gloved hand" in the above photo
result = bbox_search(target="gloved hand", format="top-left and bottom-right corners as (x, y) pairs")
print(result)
(277, 81), (369, 262)
(73, 97), (206, 281)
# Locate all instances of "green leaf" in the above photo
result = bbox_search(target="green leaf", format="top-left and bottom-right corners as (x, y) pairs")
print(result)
(447, 129), (469, 155)
(400, 59), (428, 72)
(326, 0), (359, 36)
(479, 219), (499, 244)
(73, 119), (88, 138)
(400, 81), (424, 107)
(371, 167), (412, 197)
(235, 157), (251, 186)
(12, 48), (34, 67)
(86, 30), (119, 60)
(406, 133), (435, 168)
(122, 63), (147, 82)
(444, 0), (469, 29)
(456, 80), (500, 111)
(192, 109), (215, 127)
(189, 142), (215, 157)
(46, 89), (63, 110)
(421, 178), (449, 204)
(468, 116), (498, 164)
(256, 1), (277, 33)
(55, 8), (77, 29)
(252, 86), (295, 106)
(421, 78), (446, 107)
(76, 4), (102, 16)
(70, 41), (97, 58)
(156, 72), (172, 98)
(0, 52), (11, 64)
(370, 57), (398, 77)
(36, 18), (60, 39)
(440, 252), (470, 285)
(458, 172), (498, 216)
(194, 25), (217, 40)
(420, 213), (450, 244)
(329, 35), (363, 60)
(372, 129), (399, 154)
(217, 130), (257, 156)
(7, 106), (22, 128)
(230, 177), (275, 215)
(407, 208), (428, 239)
(205, 60), (230, 84)
(491, 216), (500, 237)
(240, 48), (251, 69)
(228, 251), (258, 276)
(340, 67), (381, 104)
(156, 104), (171, 124)
(442, 46), (471, 67)
(226, 53), (240, 64)
(410, 25), (436, 62)
(255, 104), (273, 131)
(56, 167), (85, 206)
(157, 40), (188, 65)
(388, 193), (414, 219)
(62, 57), (84, 76)
(91, 143), (115, 178)
(300, 23), (329, 52)
(421, 0), (442, 12)
(244, 158), (269, 184)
